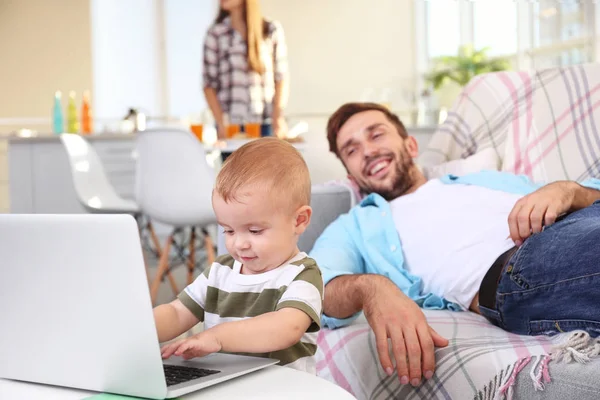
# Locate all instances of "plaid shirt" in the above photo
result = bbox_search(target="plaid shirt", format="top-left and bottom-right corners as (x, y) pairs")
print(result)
(203, 17), (288, 125)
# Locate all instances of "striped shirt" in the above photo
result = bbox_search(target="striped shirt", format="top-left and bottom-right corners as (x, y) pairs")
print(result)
(179, 252), (323, 374)
(202, 17), (288, 125)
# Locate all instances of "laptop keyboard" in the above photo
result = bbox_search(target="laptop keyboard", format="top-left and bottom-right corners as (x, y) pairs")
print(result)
(163, 364), (221, 387)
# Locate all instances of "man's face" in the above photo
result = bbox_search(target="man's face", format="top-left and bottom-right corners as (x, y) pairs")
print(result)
(336, 110), (419, 201)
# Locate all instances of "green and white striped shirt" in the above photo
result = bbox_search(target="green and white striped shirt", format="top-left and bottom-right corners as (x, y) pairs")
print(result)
(179, 252), (323, 374)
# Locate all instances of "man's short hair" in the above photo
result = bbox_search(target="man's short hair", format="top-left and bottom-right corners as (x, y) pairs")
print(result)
(327, 102), (408, 157)
(214, 137), (311, 211)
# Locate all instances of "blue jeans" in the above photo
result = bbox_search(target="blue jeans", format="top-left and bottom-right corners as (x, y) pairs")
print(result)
(479, 200), (600, 337)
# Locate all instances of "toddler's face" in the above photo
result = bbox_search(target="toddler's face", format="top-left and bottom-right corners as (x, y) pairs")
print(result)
(213, 190), (305, 274)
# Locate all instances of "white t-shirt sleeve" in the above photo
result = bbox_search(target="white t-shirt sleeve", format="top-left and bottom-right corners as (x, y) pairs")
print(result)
(276, 266), (323, 332)
(177, 264), (212, 321)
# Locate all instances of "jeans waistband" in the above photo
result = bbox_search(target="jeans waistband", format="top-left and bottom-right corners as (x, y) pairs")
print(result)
(478, 246), (518, 309)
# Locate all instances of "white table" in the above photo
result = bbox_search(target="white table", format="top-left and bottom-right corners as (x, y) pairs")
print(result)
(0, 366), (356, 400)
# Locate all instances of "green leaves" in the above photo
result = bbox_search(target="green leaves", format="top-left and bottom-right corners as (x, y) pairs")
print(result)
(425, 45), (511, 90)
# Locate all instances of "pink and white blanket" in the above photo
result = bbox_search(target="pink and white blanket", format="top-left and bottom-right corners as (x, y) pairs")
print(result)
(316, 311), (599, 400)
(419, 63), (600, 183)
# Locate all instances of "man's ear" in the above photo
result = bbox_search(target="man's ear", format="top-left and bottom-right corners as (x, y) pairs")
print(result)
(404, 136), (419, 158)
(294, 205), (312, 235)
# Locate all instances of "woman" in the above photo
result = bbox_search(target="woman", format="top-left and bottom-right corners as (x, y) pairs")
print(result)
(203, 0), (289, 140)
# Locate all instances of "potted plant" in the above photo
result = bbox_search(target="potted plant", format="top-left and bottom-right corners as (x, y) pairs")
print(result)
(425, 45), (511, 108)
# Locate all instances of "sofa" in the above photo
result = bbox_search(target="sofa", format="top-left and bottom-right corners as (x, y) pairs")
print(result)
(217, 64), (600, 399)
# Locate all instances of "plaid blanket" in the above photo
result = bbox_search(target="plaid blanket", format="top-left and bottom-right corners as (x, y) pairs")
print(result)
(315, 311), (585, 400)
(419, 63), (600, 182)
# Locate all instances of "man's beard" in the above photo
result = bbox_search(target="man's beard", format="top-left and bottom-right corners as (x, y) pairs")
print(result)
(356, 150), (416, 201)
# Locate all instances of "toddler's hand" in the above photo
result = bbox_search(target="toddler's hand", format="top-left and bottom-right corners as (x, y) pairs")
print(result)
(161, 332), (222, 360)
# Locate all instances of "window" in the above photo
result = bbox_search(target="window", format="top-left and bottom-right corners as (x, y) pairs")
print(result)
(426, 0), (460, 59)
(529, 0), (594, 69)
(417, 0), (598, 80)
(473, 1), (518, 57)
(533, 0), (588, 46)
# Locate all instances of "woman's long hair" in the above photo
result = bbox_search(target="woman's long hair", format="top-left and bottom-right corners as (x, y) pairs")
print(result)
(216, 0), (269, 74)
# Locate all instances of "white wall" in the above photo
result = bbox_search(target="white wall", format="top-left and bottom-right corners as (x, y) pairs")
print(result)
(0, 0), (94, 212)
(164, 0), (217, 119)
(90, 0), (163, 122)
(0, 0), (93, 132)
(90, 0), (218, 123)
(89, 0), (418, 121)
(260, 0), (417, 115)
(259, 0), (418, 183)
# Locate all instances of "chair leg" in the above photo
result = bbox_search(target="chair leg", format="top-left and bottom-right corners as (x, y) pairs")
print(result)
(162, 231), (180, 298)
(187, 227), (196, 285)
(165, 268), (180, 299)
(134, 214), (153, 285)
(150, 235), (178, 305)
(147, 221), (163, 259)
(141, 248), (152, 285)
(147, 221), (180, 296)
(203, 228), (216, 266)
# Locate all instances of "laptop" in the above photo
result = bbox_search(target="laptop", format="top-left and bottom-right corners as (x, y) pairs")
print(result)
(0, 214), (278, 399)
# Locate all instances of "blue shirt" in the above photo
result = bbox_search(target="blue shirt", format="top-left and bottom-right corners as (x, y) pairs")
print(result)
(309, 170), (600, 329)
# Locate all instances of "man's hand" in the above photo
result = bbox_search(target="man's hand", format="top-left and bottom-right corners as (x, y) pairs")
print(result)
(508, 181), (583, 246)
(362, 277), (448, 386)
(161, 331), (222, 360)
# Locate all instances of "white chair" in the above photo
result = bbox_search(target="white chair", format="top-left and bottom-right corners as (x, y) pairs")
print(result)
(60, 133), (166, 285)
(135, 128), (217, 304)
(60, 133), (139, 214)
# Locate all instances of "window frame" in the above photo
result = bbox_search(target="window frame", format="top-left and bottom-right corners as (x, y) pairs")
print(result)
(415, 0), (599, 96)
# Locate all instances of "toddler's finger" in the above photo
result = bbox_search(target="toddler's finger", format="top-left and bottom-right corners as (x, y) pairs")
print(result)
(174, 342), (191, 356)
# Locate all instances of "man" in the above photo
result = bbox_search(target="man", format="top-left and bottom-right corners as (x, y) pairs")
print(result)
(309, 102), (600, 388)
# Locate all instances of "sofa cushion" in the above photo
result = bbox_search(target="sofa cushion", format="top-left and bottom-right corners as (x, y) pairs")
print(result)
(299, 184), (354, 253)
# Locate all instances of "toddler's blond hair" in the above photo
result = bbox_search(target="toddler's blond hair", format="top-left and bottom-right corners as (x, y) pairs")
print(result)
(214, 138), (311, 212)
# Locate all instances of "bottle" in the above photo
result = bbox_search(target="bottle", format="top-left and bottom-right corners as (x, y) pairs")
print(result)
(52, 91), (64, 134)
(201, 108), (217, 144)
(135, 110), (146, 131)
(67, 91), (80, 133)
(122, 108), (146, 133)
(81, 90), (93, 134)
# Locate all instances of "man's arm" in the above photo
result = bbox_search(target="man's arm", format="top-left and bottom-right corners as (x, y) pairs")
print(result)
(160, 308), (311, 359)
(322, 274), (370, 319)
(310, 209), (448, 386)
(325, 274), (448, 387)
(571, 181), (600, 210)
(153, 299), (200, 343)
(508, 180), (600, 245)
(309, 214), (366, 328)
